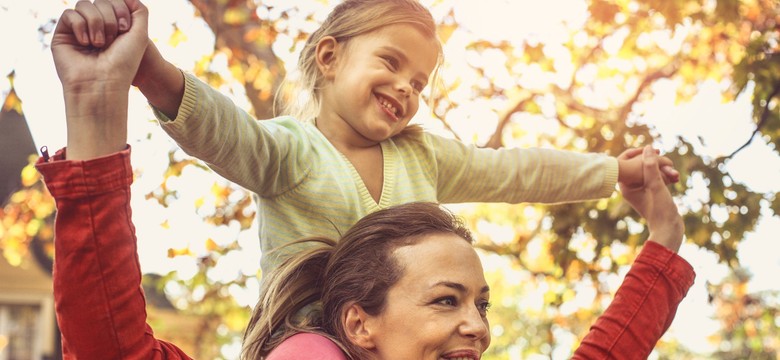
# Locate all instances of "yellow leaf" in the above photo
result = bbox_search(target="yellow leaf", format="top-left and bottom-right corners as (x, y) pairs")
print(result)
(205, 238), (218, 252)
(20, 164), (39, 187)
(168, 26), (188, 47)
(223, 8), (249, 25)
(2, 89), (23, 115)
(167, 247), (191, 258)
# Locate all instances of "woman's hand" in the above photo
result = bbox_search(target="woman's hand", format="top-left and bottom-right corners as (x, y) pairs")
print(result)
(51, 0), (148, 160)
(52, 0), (147, 96)
(620, 146), (685, 252)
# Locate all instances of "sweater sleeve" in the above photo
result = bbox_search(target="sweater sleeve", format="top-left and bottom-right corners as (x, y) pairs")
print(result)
(36, 147), (192, 360)
(152, 73), (311, 197)
(572, 241), (695, 359)
(427, 133), (619, 204)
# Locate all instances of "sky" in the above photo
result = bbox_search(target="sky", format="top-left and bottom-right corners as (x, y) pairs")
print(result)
(1, 0), (779, 357)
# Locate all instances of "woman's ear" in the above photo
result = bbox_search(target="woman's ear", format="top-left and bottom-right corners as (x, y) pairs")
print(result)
(343, 303), (376, 349)
(315, 36), (339, 80)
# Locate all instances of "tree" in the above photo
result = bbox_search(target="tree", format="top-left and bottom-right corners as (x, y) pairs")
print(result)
(2, 0), (777, 358)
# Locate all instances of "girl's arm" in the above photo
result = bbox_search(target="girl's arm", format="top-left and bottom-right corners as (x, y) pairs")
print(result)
(134, 40), (186, 120)
(427, 134), (619, 204)
(153, 73), (311, 196)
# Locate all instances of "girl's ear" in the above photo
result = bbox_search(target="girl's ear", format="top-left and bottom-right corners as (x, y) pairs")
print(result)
(343, 303), (376, 349)
(316, 36), (339, 80)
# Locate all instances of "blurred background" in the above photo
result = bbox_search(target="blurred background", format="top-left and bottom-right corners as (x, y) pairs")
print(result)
(1, 0), (778, 359)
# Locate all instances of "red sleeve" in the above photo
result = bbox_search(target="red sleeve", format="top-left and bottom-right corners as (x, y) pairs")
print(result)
(37, 147), (191, 360)
(266, 332), (347, 360)
(573, 240), (695, 359)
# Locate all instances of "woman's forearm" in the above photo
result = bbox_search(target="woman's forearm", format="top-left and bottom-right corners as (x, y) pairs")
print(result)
(63, 84), (129, 160)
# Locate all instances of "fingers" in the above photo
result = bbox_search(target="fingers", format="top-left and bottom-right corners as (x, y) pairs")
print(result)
(55, 9), (90, 46)
(121, 0), (149, 53)
(657, 155), (680, 184)
(74, 0), (105, 47)
(617, 147), (643, 160)
(642, 146), (668, 192)
(660, 165), (680, 184)
(108, 0), (132, 32)
(93, 0), (119, 45)
(126, 0), (148, 34)
(59, 0), (133, 49)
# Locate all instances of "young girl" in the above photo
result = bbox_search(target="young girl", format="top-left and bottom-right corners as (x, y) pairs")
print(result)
(87, 0), (678, 274)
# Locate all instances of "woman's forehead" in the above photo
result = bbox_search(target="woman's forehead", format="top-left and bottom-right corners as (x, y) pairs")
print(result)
(393, 233), (486, 289)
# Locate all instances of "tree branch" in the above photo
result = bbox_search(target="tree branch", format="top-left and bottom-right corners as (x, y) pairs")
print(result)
(188, 0), (286, 119)
(721, 84), (780, 160)
(483, 90), (533, 149)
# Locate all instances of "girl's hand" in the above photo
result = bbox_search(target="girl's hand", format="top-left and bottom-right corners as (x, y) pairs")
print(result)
(617, 147), (680, 188)
(620, 146), (684, 252)
(52, 0), (147, 96)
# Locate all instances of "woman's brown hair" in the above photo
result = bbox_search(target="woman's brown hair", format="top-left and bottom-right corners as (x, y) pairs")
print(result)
(241, 202), (473, 359)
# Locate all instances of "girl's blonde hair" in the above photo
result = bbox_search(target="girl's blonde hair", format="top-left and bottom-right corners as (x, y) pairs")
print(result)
(278, 0), (444, 136)
(240, 202), (474, 359)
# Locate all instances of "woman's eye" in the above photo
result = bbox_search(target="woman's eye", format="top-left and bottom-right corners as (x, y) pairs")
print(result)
(477, 301), (492, 316)
(435, 296), (457, 307)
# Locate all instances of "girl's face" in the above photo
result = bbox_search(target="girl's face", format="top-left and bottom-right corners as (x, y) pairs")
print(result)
(361, 233), (491, 360)
(316, 23), (439, 146)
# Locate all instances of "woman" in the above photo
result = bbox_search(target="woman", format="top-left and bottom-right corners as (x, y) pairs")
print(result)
(40, 0), (694, 358)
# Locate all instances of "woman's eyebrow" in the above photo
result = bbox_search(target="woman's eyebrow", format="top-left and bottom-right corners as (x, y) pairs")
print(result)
(432, 281), (490, 294)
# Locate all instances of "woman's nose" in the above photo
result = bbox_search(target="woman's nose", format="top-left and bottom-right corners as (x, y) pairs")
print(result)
(459, 306), (489, 341)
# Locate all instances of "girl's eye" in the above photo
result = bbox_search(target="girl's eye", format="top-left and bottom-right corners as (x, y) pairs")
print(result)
(411, 80), (424, 93)
(477, 301), (492, 316)
(382, 55), (399, 71)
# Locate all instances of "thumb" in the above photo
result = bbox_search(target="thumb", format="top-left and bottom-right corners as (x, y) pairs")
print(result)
(124, 0), (148, 45)
(642, 146), (664, 189)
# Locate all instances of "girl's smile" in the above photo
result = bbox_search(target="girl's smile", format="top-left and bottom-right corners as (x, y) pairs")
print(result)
(315, 23), (440, 148)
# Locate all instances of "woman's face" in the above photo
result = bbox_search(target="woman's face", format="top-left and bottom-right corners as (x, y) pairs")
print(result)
(363, 233), (491, 360)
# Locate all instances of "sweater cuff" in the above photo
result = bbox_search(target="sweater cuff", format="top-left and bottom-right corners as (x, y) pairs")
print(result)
(637, 240), (696, 294)
(152, 70), (197, 124)
(597, 156), (619, 198)
(35, 146), (133, 200)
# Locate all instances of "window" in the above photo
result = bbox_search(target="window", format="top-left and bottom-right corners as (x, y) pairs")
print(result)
(0, 303), (42, 360)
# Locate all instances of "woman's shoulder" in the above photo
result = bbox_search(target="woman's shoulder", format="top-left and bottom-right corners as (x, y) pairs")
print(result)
(266, 332), (347, 360)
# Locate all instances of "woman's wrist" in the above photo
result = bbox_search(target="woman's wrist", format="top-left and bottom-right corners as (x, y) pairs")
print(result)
(64, 88), (129, 160)
(647, 217), (684, 253)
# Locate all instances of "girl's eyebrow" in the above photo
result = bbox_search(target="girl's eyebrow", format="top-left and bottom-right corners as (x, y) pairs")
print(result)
(378, 45), (430, 79)
(432, 281), (490, 294)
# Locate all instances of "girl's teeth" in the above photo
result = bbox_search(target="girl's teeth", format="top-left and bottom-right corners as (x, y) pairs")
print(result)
(379, 97), (398, 116)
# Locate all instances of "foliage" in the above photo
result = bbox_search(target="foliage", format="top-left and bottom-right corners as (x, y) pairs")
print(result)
(2, 0), (779, 358)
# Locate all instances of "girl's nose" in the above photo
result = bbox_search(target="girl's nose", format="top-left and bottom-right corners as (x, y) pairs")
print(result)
(394, 79), (412, 97)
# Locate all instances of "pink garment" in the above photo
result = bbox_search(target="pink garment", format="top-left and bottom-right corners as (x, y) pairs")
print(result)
(37, 147), (694, 360)
(266, 333), (346, 360)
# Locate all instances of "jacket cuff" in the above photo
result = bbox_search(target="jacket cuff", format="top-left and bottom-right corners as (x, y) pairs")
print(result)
(35, 146), (133, 200)
(637, 240), (696, 294)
